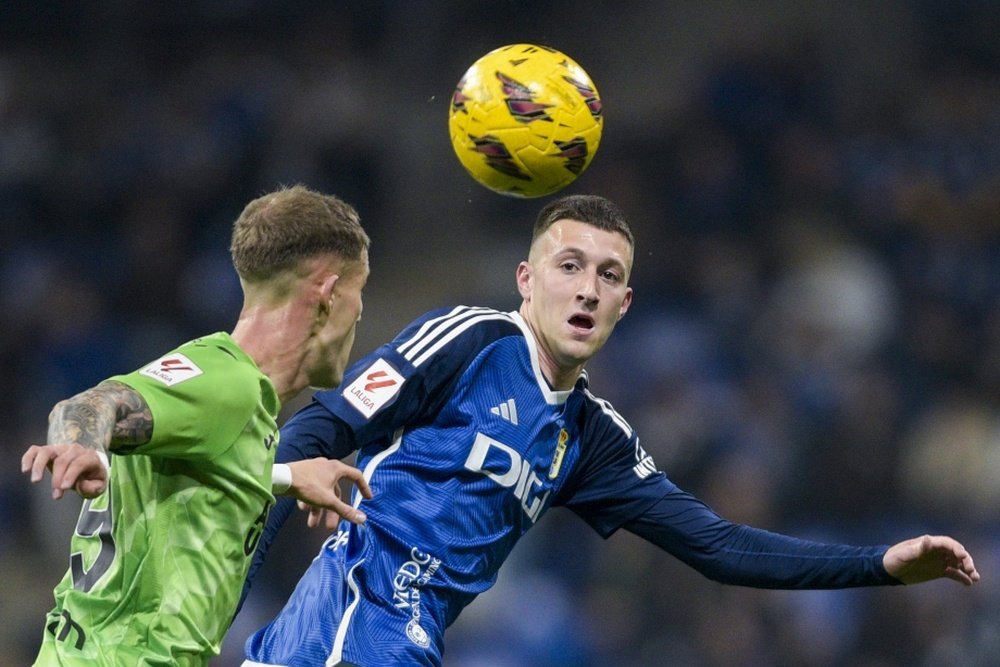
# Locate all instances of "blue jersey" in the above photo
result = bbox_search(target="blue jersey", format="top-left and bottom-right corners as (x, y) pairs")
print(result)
(243, 306), (895, 667)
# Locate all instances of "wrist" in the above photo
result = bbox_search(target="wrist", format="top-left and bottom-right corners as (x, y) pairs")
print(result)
(272, 463), (293, 494)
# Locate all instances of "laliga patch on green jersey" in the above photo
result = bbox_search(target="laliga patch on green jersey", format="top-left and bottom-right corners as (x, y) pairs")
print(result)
(139, 353), (203, 386)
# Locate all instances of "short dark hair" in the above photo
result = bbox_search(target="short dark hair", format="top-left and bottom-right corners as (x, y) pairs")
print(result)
(532, 194), (634, 247)
(230, 184), (370, 282)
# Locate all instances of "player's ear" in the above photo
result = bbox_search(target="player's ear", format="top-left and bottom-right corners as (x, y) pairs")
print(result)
(617, 287), (633, 321)
(515, 261), (533, 300)
(316, 273), (341, 320)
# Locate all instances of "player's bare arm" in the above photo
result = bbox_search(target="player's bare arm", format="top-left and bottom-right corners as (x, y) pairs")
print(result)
(46, 379), (153, 448)
(283, 458), (373, 529)
(22, 380), (153, 500)
(883, 535), (980, 586)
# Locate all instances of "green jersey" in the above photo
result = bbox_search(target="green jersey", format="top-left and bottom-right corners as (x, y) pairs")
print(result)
(35, 332), (279, 666)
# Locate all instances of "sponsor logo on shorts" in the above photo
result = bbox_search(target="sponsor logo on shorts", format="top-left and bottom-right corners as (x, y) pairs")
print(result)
(392, 545), (441, 648)
(324, 529), (349, 553)
(406, 619), (430, 648)
(139, 354), (203, 386)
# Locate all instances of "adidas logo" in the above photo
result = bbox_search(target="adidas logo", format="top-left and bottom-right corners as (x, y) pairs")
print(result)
(490, 398), (518, 425)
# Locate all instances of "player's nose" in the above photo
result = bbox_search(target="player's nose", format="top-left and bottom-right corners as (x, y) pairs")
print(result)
(576, 271), (600, 305)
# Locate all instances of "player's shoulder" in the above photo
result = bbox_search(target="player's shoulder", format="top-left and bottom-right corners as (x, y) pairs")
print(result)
(402, 305), (521, 335)
(182, 333), (263, 382)
(392, 305), (524, 367)
(576, 380), (635, 441)
(572, 382), (660, 480)
(128, 332), (265, 405)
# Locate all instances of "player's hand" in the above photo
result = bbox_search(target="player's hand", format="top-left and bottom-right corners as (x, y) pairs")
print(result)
(287, 458), (373, 529)
(22, 443), (109, 500)
(883, 535), (980, 586)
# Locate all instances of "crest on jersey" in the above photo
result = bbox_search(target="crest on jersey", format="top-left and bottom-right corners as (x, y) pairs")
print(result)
(343, 358), (405, 418)
(548, 429), (568, 479)
(139, 353), (203, 386)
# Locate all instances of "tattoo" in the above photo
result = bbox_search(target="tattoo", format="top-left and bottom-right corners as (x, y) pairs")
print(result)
(47, 380), (153, 453)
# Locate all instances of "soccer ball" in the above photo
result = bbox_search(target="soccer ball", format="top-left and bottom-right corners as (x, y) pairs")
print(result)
(448, 44), (603, 198)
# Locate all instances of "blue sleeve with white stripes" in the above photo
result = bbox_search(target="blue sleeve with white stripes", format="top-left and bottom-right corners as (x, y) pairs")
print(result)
(313, 306), (522, 451)
(560, 397), (674, 537)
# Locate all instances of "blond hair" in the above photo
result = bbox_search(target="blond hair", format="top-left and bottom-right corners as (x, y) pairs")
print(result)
(231, 184), (369, 282)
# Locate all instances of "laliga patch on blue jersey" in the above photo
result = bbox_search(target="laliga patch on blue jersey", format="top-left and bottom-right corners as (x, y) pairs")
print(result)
(343, 358), (405, 418)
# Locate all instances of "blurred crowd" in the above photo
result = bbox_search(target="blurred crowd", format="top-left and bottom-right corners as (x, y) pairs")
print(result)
(1, 1), (997, 665)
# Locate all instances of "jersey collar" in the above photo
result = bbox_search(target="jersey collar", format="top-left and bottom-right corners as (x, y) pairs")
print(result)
(508, 310), (576, 405)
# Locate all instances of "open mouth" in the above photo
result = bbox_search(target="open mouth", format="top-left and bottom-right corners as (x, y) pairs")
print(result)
(568, 314), (595, 331)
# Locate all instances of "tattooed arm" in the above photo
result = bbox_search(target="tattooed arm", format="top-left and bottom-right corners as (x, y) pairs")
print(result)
(21, 380), (152, 500)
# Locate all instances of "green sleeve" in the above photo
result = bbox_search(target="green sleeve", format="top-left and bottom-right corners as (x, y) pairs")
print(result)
(110, 344), (261, 460)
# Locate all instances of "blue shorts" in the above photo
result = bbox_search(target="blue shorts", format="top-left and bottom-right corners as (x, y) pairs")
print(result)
(244, 525), (446, 667)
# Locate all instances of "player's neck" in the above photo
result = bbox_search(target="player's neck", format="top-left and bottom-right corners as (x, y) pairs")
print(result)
(539, 356), (583, 391)
(519, 307), (582, 391)
(231, 303), (312, 403)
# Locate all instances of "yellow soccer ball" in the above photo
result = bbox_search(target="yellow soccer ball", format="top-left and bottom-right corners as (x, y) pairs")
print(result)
(448, 44), (603, 198)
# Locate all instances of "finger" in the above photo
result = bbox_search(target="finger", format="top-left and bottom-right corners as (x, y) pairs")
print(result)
(77, 477), (108, 499)
(960, 555), (980, 582)
(21, 446), (40, 473)
(313, 492), (365, 525)
(342, 469), (374, 499)
(324, 510), (340, 531)
(48, 453), (68, 499)
(295, 500), (322, 528)
(49, 451), (73, 492)
(61, 456), (102, 492)
(332, 498), (367, 525)
(28, 448), (55, 483)
(945, 567), (974, 586)
(947, 545), (978, 578)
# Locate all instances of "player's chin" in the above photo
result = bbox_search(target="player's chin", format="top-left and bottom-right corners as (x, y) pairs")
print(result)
(560, 340), (599, 366)
(565, 327), (606, 352)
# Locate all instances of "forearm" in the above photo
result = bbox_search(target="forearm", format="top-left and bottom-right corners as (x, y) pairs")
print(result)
(275, 401), (357, 464)
(48, 392), (116, 452)
(48, 380), (152, 453)
(625, 491), (899, 589)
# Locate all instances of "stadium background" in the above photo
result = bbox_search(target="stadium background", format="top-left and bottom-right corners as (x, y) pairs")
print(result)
(1, 1), (997, 664)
